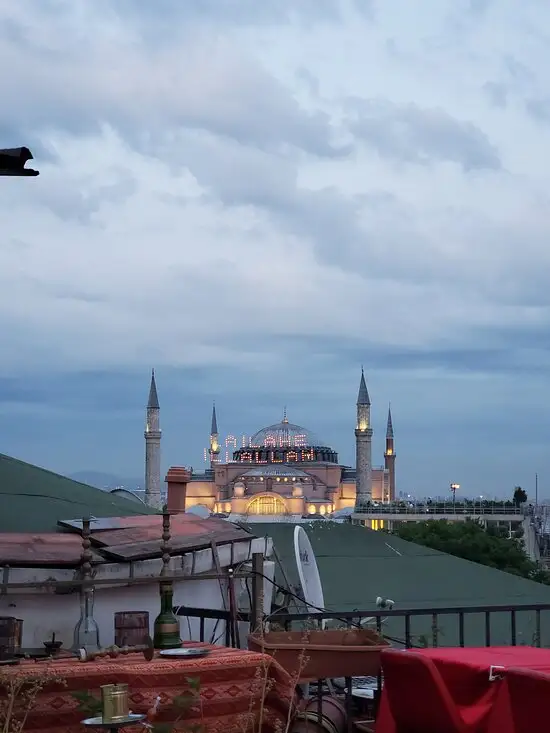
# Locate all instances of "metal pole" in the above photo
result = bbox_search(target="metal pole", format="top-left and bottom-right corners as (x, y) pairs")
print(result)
(536, 473), (539, 511)
(250, 552), (264, 634)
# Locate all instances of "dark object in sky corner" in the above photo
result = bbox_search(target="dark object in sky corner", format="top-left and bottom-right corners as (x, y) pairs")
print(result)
(0, 147), (39, 176)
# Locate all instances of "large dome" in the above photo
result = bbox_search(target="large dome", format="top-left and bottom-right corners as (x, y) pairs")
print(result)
(250, 419), (328, 449)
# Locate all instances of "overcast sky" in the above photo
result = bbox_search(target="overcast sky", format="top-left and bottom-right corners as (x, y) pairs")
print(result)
(0, 0), (549, 499)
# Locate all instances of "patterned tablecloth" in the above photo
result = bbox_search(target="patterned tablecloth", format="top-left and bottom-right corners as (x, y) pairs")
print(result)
(2, 643), (296, 733)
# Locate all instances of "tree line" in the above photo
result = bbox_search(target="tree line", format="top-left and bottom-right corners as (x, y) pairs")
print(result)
(390, 486), (548, 585)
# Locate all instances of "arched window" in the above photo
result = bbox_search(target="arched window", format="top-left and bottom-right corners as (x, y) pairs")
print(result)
(247, 494), (287, 516)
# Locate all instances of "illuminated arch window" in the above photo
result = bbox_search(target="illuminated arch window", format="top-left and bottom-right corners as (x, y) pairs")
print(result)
(247, 494), (287, 516)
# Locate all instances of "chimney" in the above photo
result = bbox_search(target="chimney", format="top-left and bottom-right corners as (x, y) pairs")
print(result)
(165, 467), (192, 513)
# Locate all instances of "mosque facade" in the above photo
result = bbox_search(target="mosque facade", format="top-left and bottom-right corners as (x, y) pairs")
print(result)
(144, 370), (396, 519)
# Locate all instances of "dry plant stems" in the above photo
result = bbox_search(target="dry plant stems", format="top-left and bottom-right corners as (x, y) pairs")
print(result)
(241, 622), (308, 733)
(0, 666), (66, 733)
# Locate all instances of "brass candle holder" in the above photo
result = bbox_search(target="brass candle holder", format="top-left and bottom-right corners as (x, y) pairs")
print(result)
(78, 635), (154, 663)
(101, 684), (129, 723)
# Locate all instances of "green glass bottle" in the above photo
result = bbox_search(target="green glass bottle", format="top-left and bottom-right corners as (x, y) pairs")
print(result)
(153, 581), (181, 649)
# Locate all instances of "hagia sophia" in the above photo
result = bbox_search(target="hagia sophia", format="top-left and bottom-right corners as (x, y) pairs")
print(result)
(143, 370), (396, 520)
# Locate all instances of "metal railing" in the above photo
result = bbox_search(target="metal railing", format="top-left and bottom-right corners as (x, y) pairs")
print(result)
(354, 502), (524, 516)
(177, 601), (550, 721)
(178, 601), (550, 649)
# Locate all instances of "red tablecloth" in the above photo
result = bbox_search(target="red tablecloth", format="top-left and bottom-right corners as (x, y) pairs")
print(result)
(377, 646), (550, 733)
(3, 643), (297, 733)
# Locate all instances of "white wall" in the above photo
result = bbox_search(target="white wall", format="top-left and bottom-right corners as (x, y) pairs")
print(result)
(0, 577), (226, 648)
(0, 550), (276, 650)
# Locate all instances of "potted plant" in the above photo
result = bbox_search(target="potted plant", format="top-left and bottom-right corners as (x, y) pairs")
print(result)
(248, 626), (388, 682)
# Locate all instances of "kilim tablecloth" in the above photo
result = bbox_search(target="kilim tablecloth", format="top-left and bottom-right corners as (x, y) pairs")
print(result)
(2, 643), (297, 733)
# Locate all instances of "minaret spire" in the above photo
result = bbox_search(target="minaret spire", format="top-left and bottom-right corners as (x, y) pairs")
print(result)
(354, 367), (373, 510)
(148, 368), (160, 409)
(144, 369), (162, 508)
(357, 367), (371, 405)
(385, 402), (396, 501)
(211, 402), (218, 435)
(209, 402), (220, 468)
(386, 403), (394, 438)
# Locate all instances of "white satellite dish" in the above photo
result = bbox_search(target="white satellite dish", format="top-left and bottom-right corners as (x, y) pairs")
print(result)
(186, 504), (211, 519)
(294, 526), (326, 627)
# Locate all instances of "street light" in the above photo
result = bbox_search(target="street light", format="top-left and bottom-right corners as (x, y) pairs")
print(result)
(0, 147), (39, 176)
(450, 483), (460, 507)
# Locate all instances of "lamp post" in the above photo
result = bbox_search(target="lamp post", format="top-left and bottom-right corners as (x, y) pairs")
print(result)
(450, 483), (460, 508)
(0, 147), (39, 176)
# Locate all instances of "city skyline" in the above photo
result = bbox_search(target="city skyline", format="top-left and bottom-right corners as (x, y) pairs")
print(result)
(1, 2), (550, 499)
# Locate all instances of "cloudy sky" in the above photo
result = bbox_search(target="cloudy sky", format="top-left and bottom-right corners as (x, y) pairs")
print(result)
(0, 0), (549, 499)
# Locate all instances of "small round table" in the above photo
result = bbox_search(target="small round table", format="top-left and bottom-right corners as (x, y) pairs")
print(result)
(81, 714), (146, 733)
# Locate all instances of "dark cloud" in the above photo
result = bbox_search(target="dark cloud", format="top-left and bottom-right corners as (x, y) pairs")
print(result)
(473, 323), (550, 355)
(467, 0), (491, 16)
(28, 170), (137, 223)
(348, 99), (501, 170)
(177, 326), (550, 379)
(352, 0), (375, 20)
(0, 35), (345, 164)
(483, 55), (535, 112)
(525, 97), (550, 124)
(109, 0), (343, 28)
(503, 55), (534, 84)
(483, 82), (509, 109)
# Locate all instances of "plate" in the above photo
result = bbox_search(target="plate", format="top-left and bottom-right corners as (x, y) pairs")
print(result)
(82, 714), (146, 727)
(159, 647), (211, 658)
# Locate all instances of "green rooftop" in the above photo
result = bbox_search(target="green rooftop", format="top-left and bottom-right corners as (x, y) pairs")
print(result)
(0, 453), (157, 532)
(253, 521), (550, 647)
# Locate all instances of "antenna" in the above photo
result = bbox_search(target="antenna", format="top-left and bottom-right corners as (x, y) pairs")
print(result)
(294, 526), (326, 629)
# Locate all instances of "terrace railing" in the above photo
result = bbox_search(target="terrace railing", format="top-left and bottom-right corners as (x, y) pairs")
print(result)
(353, 502), (525, 516)
(177, 601), (550, 722)
(178, 601), (550, 649)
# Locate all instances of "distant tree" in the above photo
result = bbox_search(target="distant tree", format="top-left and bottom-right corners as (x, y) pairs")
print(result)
(513, 486), (527, 507)
(392, 519), (549, 583)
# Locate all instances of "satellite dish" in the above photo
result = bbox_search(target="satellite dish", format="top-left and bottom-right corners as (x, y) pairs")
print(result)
(294, 526), (325, 626)
(186, 505), (211, 519)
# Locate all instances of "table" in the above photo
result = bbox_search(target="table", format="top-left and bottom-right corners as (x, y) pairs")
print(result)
(377, 646), (550, 733)
(4, 643), (296, 733)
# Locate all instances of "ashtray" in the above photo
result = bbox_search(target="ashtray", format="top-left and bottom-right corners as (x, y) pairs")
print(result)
(43, 640), (63, 655)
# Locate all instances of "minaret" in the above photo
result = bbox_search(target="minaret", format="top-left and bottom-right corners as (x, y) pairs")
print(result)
(384, 404), (396, 501)
(354, 368), (373, 510)
(144, 369), (162, 509)
(208, 402), (220, 467)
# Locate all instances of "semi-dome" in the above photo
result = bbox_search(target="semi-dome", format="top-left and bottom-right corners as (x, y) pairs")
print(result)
(242, 465), (310, 479)
(250, 418), (328, 449)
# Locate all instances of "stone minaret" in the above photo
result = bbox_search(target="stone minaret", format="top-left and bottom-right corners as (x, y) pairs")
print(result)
(208, 402), (220, 467)
(144, 369), (162, 508)
(354, 368), (373, 510)
(384, 404), (396, 501)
